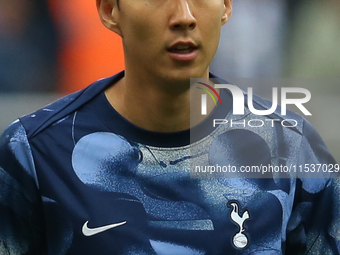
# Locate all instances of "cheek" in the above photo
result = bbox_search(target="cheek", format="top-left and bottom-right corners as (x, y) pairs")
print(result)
(200, 16), (223, 52)
(122, 16), (162, 54)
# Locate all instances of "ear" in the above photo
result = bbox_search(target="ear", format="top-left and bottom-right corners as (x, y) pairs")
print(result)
(221, 0), (232, 25)
(96, 0), (122, 37)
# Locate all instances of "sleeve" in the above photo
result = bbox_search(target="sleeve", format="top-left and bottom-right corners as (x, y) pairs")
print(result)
(286, 119), (340, 254)
(0, 120), (46, 254)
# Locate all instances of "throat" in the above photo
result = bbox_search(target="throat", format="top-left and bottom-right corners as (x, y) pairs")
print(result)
(133, 95), (191, 133)
(105, 79), (191, 133)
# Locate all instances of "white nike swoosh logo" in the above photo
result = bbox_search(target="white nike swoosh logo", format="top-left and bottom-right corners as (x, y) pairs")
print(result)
(82, 220), (127, 236)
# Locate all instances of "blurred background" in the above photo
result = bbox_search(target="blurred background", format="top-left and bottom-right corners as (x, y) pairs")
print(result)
(0, 0), (339, 161)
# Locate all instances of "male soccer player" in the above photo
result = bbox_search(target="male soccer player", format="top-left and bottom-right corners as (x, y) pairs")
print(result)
(0, 0), (339, 254)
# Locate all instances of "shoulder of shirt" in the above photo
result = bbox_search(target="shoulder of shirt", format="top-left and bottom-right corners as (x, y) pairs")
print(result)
(214, 73), (336, 165)
(240, 88), (338, 163)
(18, 72), (124, 139)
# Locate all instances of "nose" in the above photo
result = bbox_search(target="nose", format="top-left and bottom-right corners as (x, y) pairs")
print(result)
(169, 0), (197, 31)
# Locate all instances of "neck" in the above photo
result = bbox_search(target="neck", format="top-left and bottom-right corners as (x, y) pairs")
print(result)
(105, 69), (215, 133)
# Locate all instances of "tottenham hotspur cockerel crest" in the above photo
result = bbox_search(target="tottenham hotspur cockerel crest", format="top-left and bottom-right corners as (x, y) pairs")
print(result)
(229, 201), (250, 249)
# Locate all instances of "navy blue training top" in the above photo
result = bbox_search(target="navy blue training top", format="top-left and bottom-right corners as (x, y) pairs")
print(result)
(0, 71), (339, 254)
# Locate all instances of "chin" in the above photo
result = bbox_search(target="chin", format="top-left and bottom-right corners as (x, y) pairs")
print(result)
(162, 67), (209, 82)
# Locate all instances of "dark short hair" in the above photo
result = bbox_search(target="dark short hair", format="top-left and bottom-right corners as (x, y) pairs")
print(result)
(117, 0), (120, 10)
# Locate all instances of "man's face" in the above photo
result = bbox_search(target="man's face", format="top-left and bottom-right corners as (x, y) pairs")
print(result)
(100, 0), (231, 83)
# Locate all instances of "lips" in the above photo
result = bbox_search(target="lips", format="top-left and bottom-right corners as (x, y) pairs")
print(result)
(168, 43), (197, 53)
(167, 42), (199, 61)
